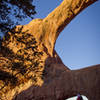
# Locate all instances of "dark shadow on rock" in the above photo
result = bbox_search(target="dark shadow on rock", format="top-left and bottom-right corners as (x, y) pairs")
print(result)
(13, 53), (100, 100)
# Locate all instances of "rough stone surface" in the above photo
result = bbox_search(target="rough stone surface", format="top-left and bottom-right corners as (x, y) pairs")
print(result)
(0, 0), (99, 100)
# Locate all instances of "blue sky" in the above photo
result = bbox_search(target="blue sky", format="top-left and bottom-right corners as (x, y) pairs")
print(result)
(31, 0), (100, 70)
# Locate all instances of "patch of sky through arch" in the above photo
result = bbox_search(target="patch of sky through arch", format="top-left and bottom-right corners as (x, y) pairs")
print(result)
(55, 1), (100, 69)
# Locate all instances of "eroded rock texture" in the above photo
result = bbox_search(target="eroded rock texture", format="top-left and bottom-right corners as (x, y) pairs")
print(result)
(0, 0), (99, 100)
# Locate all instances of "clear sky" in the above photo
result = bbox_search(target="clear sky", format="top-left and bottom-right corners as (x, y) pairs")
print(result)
(24, 0), (100, 70)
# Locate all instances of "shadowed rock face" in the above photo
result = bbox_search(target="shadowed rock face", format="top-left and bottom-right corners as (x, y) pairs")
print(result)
(14, 53), (100, 100)
(0, 0), (99, 100)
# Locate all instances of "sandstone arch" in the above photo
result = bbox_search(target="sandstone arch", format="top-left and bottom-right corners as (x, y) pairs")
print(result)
(0, 0), (99, 100)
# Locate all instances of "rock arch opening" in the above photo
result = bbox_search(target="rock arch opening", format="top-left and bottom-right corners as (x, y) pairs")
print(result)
(55, 2), (100, 70)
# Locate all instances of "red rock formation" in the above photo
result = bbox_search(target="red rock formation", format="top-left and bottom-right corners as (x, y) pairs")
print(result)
(0, 0), (99, 100)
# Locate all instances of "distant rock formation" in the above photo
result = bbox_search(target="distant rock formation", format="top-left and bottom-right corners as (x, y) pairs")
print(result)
(0, 0), (99, 100)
